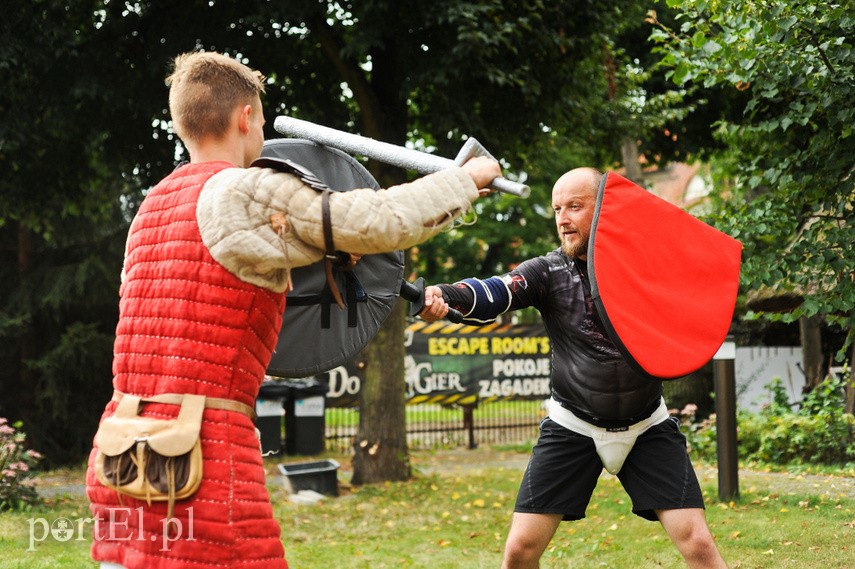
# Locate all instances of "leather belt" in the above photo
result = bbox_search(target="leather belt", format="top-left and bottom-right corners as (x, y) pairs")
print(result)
(112, 390), (257, 422)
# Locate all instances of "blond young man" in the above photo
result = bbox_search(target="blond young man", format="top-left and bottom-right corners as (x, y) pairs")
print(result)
(86, 51), (499, 569)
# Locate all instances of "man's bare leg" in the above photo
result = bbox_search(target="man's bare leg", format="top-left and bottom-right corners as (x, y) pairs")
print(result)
(501, 512), (562, 569)
(657, 508), (727, 568)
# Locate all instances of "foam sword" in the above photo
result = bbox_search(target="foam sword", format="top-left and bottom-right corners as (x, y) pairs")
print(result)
(273, 116), (530, 198)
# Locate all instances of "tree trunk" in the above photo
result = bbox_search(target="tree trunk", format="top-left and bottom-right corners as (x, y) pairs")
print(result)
(799, 315), (824, 391)
(347, 35), (413, 484)
(621, 137), (644, 185)
(350, 299), (410, 484)
(605, 44), (644, 188)
(16, 222), (37, 418)
(350, 122), (411, 485)
(310, 7), (412, 484)
(846, 341), (855, 415)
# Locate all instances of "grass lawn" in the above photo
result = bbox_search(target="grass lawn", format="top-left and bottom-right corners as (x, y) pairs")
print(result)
(1, 449), (853, 568)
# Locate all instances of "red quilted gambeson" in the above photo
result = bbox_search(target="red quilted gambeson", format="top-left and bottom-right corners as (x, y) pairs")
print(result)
(86, 162), (289, 568)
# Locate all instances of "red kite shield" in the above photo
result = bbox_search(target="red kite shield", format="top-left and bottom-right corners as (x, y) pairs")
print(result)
(588, 172), (742, 379)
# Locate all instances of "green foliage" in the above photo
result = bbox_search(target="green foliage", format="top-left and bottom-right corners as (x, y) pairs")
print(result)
(241, 1), (651, 279)
(684, 376), (855, 466)
(677, 404), (719, 461)
(760, 377), (794, 417)
(10, 0), (656, 466)
(650, 0), (855, 355)
(1, 0), (782, 467)
(0, 0), (151, 465)
(0, 202), (124, 465)
(0, 419), (43, 511)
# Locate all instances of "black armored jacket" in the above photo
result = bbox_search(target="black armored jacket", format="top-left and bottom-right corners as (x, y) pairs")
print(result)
(437, 248), (662, 424)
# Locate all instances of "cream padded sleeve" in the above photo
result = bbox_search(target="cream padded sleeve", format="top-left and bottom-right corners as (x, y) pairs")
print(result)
(197, 166), (478, 292)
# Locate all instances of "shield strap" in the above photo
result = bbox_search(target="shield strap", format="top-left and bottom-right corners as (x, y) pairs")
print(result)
(322, 190), (346, 311)
(254, 155), (366, 329)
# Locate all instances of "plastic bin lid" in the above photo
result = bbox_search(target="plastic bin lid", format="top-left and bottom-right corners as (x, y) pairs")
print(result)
(278, 459), (340, 475)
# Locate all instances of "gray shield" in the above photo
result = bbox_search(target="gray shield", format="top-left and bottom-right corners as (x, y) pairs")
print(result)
(260, 138), (405, 378)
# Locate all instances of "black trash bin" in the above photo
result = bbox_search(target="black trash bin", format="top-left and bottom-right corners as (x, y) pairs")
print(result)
(256, 380), (291, 455)
(284, 379), (328, 456)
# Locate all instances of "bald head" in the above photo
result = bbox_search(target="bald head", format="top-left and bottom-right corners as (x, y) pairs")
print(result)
(553, 167), (602, 198)
(552, 168), (603, 259)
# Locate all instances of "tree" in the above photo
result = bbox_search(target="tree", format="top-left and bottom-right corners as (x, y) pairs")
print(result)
(1, 0), (660, 469)
(0, 0), (140, 464)
(650, 0), (855, 406)
(235, 0), (647, 482)
(0, 0), (265, 463)
(608, 2), (750, 176)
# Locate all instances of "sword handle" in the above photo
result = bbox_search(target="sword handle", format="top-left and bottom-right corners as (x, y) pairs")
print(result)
(400, 278), (463, 323)
(488, 176), (529, 197)
(454, 137), (530, 198)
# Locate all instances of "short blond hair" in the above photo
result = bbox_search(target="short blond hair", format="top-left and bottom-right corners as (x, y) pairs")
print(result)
(166, 51), (265, 144)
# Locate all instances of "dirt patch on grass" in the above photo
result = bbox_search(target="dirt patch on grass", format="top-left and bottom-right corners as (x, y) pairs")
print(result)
(411, 447), (531, 476)
(35, 447), (855, 501)
(695, 465), (855, 500)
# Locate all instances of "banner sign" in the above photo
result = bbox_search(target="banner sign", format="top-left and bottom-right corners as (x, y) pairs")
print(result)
(285, 321), (552, 407)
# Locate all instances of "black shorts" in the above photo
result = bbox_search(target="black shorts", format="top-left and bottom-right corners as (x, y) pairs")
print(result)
(514, 416), (705, 522)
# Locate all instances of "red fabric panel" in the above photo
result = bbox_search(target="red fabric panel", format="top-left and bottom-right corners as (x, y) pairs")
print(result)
(590, 173), (741, 379)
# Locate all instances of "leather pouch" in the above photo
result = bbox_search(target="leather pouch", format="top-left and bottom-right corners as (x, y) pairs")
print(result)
(94, 393), (205, 524)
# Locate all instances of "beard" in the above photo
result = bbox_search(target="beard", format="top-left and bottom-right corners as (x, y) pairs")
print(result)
(561, 240), (588, 259)
(559, 228), (589, 259)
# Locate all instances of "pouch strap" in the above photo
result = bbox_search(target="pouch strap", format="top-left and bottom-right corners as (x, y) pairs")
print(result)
(112, 390), (257, 422)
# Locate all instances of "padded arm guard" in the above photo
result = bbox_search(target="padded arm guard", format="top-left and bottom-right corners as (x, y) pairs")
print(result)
(456, 277), (512, 324)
